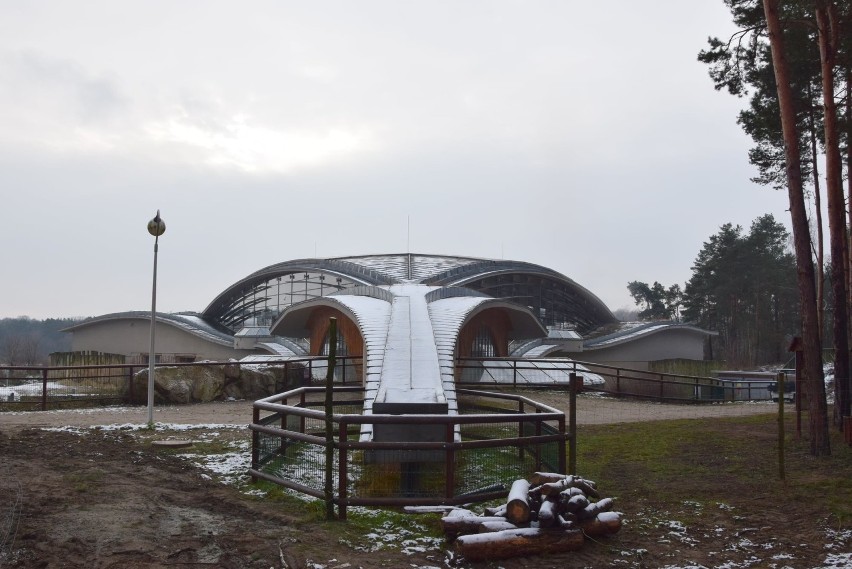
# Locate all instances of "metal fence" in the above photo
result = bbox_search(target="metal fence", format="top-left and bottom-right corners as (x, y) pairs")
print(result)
(2, 356), (788, 412)
(0, 356), (363, 411)
(455, 357), (786, 403)
(249, 384), (575, 518)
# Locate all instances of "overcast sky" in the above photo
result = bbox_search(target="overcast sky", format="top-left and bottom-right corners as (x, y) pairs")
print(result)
(0, 1), (794, 320)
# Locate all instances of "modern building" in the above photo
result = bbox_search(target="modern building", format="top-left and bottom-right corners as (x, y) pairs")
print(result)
(65, 253), (712, 374)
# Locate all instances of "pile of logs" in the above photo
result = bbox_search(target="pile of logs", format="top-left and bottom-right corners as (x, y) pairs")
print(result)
(441, 472), (623, 561)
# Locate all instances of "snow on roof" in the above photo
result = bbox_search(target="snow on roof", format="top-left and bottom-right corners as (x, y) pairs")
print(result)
(460, 358), (604, 386)
(523, 344), (560, 357)
(376, 284), (444, 405)
(64, 312), (235, 347)
(341, 254), (481, 283)
(547, 329), (581, 340)
(584, 321), (712, 349)
(234, 326), (272, 337)
(255, 343), (298, 357)
(326, 294), (392, 437)
(427, 294), (491, 415)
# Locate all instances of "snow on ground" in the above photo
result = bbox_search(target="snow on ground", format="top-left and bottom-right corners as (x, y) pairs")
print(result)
(33, 424), (852, 567)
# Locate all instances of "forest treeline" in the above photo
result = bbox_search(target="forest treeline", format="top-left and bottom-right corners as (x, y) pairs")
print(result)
(696, 0), (850, 454)
(0, 317), (77, 365)
(629, 214), (800, 369)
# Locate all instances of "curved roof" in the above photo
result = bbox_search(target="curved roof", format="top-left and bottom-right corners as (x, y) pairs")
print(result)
(203, 253), (616, 334)
(63, 311), (236, 347)
(583, 322), (715, 349)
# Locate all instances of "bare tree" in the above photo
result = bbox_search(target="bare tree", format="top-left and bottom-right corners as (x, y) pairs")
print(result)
(20, 334), (42, 365)
(1, 335), (22, 366)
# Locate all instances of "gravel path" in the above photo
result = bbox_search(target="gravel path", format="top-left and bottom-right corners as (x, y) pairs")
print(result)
(0, 394), (785, 431)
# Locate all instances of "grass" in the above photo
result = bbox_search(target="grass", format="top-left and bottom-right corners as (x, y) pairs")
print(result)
(63, 469), (105, 493)
(576, 412), (852, 522)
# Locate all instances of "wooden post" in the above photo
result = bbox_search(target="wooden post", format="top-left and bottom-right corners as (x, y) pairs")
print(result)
(778, 371), (785, 481)
(558, 414), (567, 474)
(445, 422), (455, 499)
(324, 317), (337, 521)
(789, 337), (804, 439)
(568, 372), (579, 475)
(251, 406), (260, 482)
(338, 420), (348, 520)
(41, 367), (48, 411)
(127, 366), (135, 404)
(518, 399), (525, 461)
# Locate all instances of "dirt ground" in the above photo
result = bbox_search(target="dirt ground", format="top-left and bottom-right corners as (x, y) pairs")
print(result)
(0, 398), (844, 569)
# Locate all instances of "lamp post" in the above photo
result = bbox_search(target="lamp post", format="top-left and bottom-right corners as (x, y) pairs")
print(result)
(146, 210), (166, 427)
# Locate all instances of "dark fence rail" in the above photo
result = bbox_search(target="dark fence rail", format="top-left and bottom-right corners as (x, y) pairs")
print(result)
(0, 356), (364, 411)
(455, 357), (783, 403)
(249, 384), (576, 517)
(2, 356), (785, 412)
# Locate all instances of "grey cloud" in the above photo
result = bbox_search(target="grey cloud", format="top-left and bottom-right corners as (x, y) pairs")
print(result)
(0, 49), (126, 123)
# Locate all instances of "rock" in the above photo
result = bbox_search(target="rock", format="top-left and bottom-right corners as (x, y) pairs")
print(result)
(127, 361), (310, 404)
(130, 366), (225, 404)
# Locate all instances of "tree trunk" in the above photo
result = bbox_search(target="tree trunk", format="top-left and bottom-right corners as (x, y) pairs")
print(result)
(816, 0), (849, 430)
(844, 69), (852, 423)
(807, 83), (824, 339)
(762, 0), (830, 455)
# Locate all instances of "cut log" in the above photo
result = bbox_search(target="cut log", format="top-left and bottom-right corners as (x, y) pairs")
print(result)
(484, 504), (507, 517)
(574, 479), (600, 499)
(529, 472), (569, 485)
(579, 512), (622, 537)
(442, 513), (509, 537)
(537, 475), (575, 497)
(558, 514), (577, 530)
(456, 527), (584, 561)
(560, 486), (585, 499)
(505, 479), (531, 525)
(538, 500), (558, 528)
(478, 520), (518, 533)
(580, 498), (613, 520)
(564, 494), (589, 514)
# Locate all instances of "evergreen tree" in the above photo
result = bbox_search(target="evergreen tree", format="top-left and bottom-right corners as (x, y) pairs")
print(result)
(627, 281), (682, 321)
(682, 215), (799, 367)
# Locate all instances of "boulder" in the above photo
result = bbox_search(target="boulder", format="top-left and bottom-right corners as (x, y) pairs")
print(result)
(130, 366), (225, 404)
(127, 361), (311, 404)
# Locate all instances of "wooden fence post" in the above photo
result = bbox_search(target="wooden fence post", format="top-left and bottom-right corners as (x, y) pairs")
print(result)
(777, 371), (785, 481)
(568, 372), (579, 475)
(324, 317), (337, 521)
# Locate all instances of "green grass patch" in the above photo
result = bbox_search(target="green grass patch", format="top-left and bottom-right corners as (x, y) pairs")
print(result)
(576, 412), (852, 520)
(63, 468), (105, 493)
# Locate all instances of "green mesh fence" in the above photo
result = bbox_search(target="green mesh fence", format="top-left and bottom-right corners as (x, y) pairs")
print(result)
(252, 388), (568, 505)
(257, 431), (330, 493)
(346, 449), (444, 499)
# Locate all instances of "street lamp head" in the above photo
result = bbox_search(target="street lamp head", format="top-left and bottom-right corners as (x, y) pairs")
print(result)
(147, 210), (166, 237)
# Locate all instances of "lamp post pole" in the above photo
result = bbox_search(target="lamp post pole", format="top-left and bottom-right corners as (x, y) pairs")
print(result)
(147, 210), (166, 427)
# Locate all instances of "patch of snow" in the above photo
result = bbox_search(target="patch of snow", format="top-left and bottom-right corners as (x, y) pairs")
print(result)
(817, 552), (852, 568)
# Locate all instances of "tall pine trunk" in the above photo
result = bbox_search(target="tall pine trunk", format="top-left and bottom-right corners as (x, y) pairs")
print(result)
(816, 0), (850, 429)
(762, 0), (830, 456)
(843, 67), (852, 423)
(806, 84), (824, 339)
